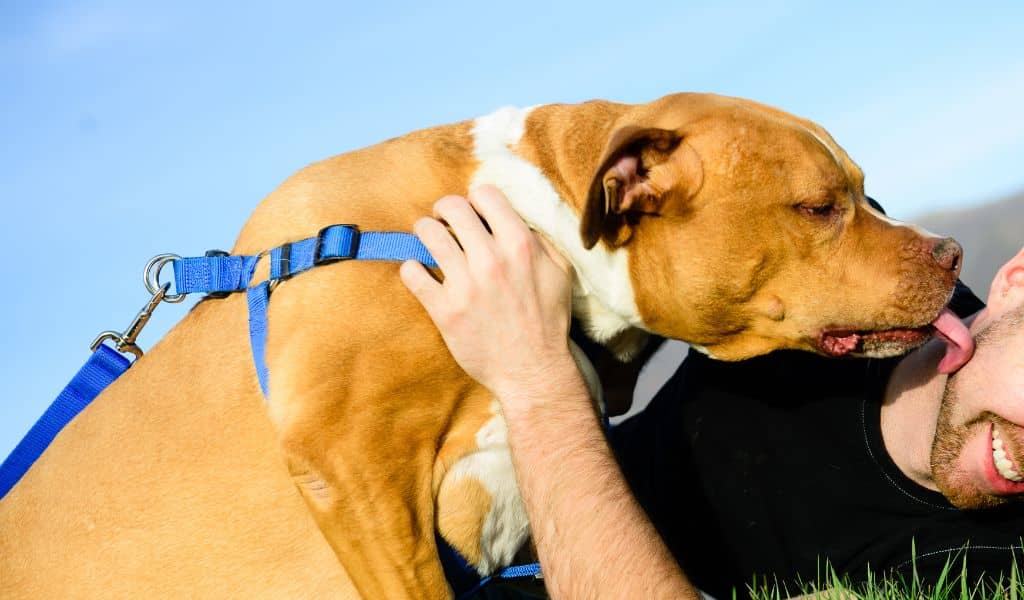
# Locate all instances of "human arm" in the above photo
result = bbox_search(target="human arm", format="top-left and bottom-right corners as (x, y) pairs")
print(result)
(399, 185), (699, 599)
(498, 373), (696, 599)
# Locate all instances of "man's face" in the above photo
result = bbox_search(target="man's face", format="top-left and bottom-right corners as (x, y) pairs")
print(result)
(931, 303), (1024, 509)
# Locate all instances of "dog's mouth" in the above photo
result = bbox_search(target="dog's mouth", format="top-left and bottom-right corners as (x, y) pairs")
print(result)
(818, 326), (931, 358)
(817, 308), (974, 373)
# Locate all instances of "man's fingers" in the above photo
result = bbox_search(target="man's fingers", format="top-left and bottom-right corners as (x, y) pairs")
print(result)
(413, 216), (465, 278)
(399, 260), (445, 315)
(466, 184), (530, 242)
(432, 195), (495, 257)
(467, 185), (570, 278)
(537, 234), (574, 277)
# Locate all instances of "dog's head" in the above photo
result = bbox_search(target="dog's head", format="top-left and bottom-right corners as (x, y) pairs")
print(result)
(577, 93), (969, 366)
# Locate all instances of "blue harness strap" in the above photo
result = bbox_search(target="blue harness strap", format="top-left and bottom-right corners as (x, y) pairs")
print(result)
(0, 223), (542, 594)
(0, 226), (433, 497)
(171, 225), (438, 397)
(456, 562), (544, 600)
(438, 531), (543, 599)
(247, 281), (273, 396)
(172, 254), (258, 294)
(0, 344), (130, 499)
(171, 226), (437, 295)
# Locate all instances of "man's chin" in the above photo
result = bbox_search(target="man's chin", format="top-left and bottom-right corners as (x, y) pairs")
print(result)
(933, 464), (1021, 510)
(935, 477), (1007, 510)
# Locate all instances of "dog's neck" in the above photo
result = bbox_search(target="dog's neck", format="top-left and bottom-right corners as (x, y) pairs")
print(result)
(467, 105), (648, 359)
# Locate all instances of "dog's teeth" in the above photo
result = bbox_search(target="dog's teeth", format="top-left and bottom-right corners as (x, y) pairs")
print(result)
(994, 438), (1004, 450)
(997, 458), (1013, 471)
(994, 429), (1001, 438)
(995, 449), (1008, 462)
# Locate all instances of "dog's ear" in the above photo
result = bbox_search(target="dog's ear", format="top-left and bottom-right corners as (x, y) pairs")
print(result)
(580, 126), (702, 249)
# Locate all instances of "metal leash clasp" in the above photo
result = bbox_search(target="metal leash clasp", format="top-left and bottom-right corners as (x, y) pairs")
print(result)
(90, 253), (186, 359)
(90, 282), (170, 359)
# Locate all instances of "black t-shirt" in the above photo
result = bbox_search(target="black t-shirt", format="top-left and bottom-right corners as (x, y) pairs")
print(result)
(612, 291), (1024, 598)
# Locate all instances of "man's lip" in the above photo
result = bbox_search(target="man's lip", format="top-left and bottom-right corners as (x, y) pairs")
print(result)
(982, 422), (1024, 495)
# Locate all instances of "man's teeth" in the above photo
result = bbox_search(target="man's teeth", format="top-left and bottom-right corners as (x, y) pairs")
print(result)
(993, 428), (1023, 482)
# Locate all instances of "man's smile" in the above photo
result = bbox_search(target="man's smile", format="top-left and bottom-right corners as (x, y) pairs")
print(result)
(991, 426), (1023, 482)
(983, 422), (1024, 494)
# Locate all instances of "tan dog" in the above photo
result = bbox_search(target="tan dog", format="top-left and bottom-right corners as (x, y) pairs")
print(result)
(0, 93), (971, 598)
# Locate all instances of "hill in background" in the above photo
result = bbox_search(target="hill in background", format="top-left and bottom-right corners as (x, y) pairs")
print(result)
(917, 189), (1024, 294)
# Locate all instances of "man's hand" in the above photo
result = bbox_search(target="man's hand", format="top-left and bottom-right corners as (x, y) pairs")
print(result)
(401, 186), (697, 599)
(399, 185), (582, 403)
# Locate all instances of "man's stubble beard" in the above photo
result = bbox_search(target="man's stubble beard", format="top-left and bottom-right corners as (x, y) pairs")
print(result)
(930, 300), (1024, 509)
(931, 376), (1007, 510)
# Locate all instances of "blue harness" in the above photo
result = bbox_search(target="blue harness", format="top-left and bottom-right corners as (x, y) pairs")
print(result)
(0, 224), (540, 598)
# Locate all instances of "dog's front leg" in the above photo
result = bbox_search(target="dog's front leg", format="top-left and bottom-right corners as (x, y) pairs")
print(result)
(271, 398), (451, 600)
(255, 264), (475, 598)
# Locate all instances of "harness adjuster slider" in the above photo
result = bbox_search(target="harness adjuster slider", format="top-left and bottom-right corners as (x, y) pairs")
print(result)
(313, 224), (360, 265)
(204, 250), (233, 299)
(277, 243), (293, 280)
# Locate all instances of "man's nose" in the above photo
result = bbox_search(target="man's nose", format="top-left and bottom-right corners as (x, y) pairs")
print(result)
(930, 237), (963, 275)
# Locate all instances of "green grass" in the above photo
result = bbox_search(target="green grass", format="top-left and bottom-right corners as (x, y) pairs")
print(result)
(746, 546), (1023, 600)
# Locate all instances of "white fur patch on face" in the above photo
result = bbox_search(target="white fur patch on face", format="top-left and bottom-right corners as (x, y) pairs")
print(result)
(802, 125), (844, 171)
(797, 122), (941, 241)
(444, 402), (530, 575)
(861, 200), (942, 240)
(470, 106), (644, 343)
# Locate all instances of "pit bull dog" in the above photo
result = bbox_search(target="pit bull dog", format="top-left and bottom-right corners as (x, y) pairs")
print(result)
(0, 93), (974, 598)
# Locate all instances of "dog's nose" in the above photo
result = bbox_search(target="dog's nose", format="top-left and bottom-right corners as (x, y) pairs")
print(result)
(930, 237), (963, 275)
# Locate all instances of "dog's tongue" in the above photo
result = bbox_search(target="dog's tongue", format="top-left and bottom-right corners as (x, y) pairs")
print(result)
(932, 308), (975, 374)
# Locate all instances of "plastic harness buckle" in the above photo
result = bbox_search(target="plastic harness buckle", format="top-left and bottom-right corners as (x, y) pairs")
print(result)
(313, 224), (360, 265)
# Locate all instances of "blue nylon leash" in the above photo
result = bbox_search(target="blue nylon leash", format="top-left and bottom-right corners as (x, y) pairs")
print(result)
(0, 223), (541, 595)
(0, 345), (130, 499)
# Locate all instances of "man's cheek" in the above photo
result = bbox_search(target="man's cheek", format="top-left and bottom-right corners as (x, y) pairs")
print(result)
(990, 397), (1024, 429)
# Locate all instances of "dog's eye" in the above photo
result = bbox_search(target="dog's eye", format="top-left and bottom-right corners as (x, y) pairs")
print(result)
(796, 203), (838, 219)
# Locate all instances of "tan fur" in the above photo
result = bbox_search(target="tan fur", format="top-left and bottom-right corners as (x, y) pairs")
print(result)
(1, 94), (962, 599)
(436, 478), (491, 566)
(0, 295), (355, 597)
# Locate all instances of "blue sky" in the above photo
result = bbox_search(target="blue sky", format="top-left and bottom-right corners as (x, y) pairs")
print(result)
(1, 1), (1022, 457)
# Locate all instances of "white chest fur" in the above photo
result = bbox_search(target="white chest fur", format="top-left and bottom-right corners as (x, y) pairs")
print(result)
(442, 107), (628, 574)
(468, 105), (644, 344)
(442, 342), (603, 574)
(442, 401), (529, 575)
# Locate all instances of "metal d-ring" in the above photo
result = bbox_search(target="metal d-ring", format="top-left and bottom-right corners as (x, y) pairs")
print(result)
(143, 253), (186, 303)
(253, 246), (282, 294)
